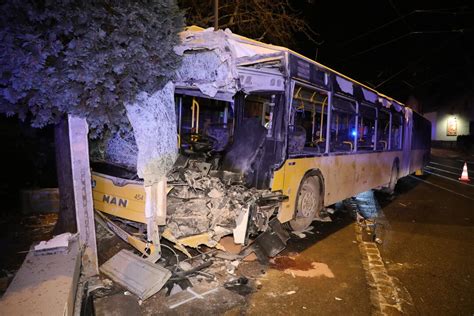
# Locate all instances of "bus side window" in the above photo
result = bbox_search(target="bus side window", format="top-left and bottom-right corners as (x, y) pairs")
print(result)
(377, 110), (390, 150)
(330, 97), (357, 152)
(290, 85), (328, 154)
(358, 105), (376, 151)
(391, 113), (403, 150)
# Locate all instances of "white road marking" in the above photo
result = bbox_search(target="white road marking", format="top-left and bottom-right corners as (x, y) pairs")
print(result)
(409, 175), (474, 201)
(457, 159), (474, 165)
(423, 170), (474, 187)
(425, 165), (460, 176)
(429, 161), (462, 171)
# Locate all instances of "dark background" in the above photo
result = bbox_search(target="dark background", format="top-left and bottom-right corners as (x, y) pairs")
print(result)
(292, 0), (474, 111)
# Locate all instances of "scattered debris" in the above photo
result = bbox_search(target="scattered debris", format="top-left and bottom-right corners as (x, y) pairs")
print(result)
(171, 260), (213, 281)
(224, 277), (253, 296)
(219, 236), (243, 254)
(292, 231), (307, 239)
(166, 166), (286, 246)
(291, 225), (314, 238)
(335, 296), (343, 301)
(325, 207), (335, 215)
(317, 214), (333, 222)
(167, 286), (220, 309)
(34, 232), (76, 255)
(286, 290), (296, 295)
(178, 261), (193, 271)
(100, 250), (171, 301)
(247, 218), (290, 263)
(169, 284), (183, 296)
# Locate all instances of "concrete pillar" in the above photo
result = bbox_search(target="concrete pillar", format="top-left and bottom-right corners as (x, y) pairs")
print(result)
(68, 115), (98, 276)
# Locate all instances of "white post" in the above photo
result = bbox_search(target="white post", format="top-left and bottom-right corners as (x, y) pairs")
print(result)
(68, 115), (98, 276)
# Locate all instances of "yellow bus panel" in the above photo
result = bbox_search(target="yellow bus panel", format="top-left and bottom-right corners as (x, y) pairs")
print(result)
(92, 172), (146, 223)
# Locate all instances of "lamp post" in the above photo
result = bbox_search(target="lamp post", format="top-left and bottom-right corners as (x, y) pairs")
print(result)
(214, 0), (219, 30)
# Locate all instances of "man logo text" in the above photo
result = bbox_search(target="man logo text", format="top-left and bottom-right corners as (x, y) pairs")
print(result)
(102, 195), (128, 208)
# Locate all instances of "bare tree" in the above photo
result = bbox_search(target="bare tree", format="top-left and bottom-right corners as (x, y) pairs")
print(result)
(179, 0), (320, 47)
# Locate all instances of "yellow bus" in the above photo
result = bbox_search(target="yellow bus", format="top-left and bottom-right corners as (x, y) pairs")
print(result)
(91, 27), (430, 255)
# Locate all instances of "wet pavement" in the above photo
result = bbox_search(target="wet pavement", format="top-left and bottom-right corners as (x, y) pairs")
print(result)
(242, 153), (474, 315)
(90, 153), (473, 315)
(374, 156), (474, 315)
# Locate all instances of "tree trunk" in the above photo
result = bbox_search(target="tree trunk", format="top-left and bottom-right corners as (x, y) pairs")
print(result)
(53, 116), (77, 234)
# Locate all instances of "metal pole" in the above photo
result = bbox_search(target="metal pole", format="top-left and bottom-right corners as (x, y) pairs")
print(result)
(374, 108), (378, 151)
(354, 101), (359, 152)
(214, 0), (219, 30)
(325, 92), (332, 154)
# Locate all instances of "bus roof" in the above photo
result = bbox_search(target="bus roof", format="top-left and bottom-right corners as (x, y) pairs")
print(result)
(180, 26), (409, 113)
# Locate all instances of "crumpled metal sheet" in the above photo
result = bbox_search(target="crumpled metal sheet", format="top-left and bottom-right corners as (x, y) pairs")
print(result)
(174, 27), (286, 98)
(174, 29), (238, 98)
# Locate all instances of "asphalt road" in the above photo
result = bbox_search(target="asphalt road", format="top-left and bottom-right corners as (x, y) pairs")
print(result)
(245, 154), (474, 315)
(90, 153), (473, 315)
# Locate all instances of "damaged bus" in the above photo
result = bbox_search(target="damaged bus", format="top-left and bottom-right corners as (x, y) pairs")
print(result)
(91, 26), (431, 259)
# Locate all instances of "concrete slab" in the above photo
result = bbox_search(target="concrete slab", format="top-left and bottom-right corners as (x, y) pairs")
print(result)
(100, 250), (171, 301)
(0, 238), (81, 316)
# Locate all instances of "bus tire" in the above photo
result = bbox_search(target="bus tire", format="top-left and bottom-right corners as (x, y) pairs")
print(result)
(288, 175), (322, 232)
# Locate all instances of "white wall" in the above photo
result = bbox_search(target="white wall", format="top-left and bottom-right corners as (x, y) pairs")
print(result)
(424, 111), (470, 141)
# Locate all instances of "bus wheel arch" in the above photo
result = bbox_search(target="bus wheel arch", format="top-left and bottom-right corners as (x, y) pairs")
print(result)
(287, 169), (325, 232)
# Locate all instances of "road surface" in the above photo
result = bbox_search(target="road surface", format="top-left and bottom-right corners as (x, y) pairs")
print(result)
(244, 154), (474, 315)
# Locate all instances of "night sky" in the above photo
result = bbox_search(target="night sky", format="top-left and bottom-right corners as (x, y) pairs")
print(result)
(292, 0), (474, 108)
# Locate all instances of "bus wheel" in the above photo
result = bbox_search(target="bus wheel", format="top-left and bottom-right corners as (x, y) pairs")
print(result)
(288, 176), (321, 232)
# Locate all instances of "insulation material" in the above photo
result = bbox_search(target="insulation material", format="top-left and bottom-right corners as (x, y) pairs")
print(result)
(227, 37), (283, 59)
(378, 97), (392, 109)
(336, 76), (354, 95)
(103, 131), (138, 170)
(125, 82), (177, 253)
(362, 87), (378, 103)
(175, 50), (236, 98)
(144, 179), (167, 251)
(174, 27), (285, 98)
(125, 82), (178, 186)
(404, 106), (413, 123)
(174, 28), (238, 98)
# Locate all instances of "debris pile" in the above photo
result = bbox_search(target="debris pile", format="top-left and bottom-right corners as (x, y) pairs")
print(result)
(166, 163), (285, 244)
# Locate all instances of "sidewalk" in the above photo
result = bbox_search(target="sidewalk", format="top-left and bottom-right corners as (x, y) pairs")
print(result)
(431, 147), (474, 161)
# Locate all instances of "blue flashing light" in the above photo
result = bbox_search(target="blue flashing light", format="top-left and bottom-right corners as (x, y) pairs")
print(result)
(351, 129), (357, 137)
